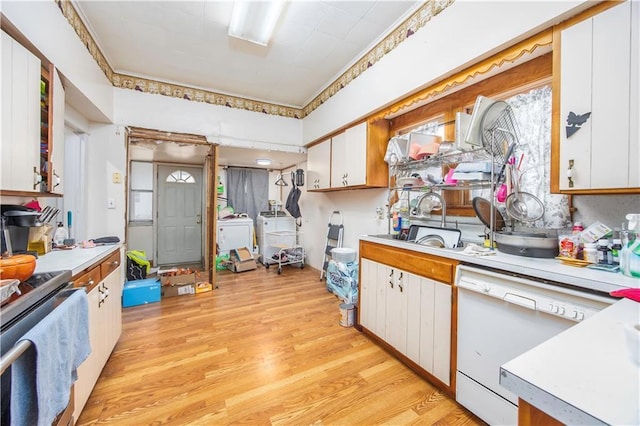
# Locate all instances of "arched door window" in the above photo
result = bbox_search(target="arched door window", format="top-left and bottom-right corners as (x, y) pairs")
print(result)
(166, 170), (196, 184)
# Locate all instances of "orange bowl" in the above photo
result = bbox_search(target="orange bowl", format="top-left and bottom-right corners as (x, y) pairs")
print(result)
(0, 254), (37, 282)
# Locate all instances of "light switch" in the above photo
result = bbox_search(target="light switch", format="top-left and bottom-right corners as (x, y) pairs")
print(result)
(112, 172), (122, 184)
(107, 198), (116, 209)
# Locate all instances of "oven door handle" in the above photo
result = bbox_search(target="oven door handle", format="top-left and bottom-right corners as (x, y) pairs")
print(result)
(0, 340), (31, 375)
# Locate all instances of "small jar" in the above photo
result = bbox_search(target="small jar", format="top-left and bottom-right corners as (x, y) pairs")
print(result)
(583, 243), (598, 263)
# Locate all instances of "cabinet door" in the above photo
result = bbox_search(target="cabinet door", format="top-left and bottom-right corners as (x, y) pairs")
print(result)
(559, 1), (634, 190)
(385, 267), (407, 354)
(307, 139), (331, 190)
(73, 285), (102, 421)
(632, 0), (640, 188)
(418, 277), (436, 373)
(590, 1), (631, 189)
(330, 132), (347, 188)
(359, 258), (376, 330)
(373, 262), (389, 339)
(48, 68), (65, 194)
(405, 272), (422, 365)
(102, 263), (123, 354)
(559, 18), (593, 190)
(0, 31), (41, 192)
(330, 124), (367, 188)
(344, 122), (367, 186)
(432, 281), (451, 386)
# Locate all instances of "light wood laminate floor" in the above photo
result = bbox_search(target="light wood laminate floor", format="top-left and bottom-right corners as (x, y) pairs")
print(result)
(77, 264), (484, 425)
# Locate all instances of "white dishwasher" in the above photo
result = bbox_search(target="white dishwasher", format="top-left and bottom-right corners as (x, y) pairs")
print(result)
(455, 265), (615, 426)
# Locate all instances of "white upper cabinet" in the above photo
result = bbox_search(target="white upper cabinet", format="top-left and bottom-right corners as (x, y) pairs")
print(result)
(308, 121), (388, 191)
(331, 123), (367, 188)
(557, 1), (639, 191)
(307, 138), (331, 190)
(1, 30), (41, 193)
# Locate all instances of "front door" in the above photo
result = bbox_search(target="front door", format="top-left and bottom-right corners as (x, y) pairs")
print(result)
(157, 165), (203, 266)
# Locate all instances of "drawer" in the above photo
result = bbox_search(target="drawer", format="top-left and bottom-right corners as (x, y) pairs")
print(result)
(100, 250), (121, 278)
(72, 266), (101, 292)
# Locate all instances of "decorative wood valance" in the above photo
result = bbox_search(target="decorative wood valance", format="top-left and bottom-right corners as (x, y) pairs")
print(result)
(372, 29), (554, 121)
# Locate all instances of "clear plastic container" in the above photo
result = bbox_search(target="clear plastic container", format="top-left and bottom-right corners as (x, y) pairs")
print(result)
(331, 248), (357, 264)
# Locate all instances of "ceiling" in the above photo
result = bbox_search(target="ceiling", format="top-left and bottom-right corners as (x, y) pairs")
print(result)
(74, 1), (422, 169)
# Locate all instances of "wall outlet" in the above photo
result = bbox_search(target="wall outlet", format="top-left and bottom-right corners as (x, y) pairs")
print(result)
(112, 172), (122, 184)
(107, 198), (116, 209)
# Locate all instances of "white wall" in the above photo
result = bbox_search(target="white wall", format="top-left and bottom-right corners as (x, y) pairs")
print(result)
(84, 124), (127, 241)
(2, 0), (114, 121)
(114, 89), (303, 149)
(302, 0), (587, 143)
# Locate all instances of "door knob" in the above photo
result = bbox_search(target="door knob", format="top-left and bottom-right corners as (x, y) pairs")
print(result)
(196, 214), (202, 224)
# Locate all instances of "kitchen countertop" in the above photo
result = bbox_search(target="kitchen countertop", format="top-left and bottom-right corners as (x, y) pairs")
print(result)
(360, 235), (639, 294)
(500, 298), (640, 425)
(34, 244), (122, 276)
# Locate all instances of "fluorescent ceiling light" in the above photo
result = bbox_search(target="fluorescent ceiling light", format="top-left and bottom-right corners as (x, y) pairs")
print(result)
(228, 0), (285, 46)
(256, 159), (272, 166)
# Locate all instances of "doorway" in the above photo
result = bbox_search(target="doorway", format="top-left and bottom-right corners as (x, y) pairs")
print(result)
(126, 127), (216, 281)
(156, 165), (203, 266)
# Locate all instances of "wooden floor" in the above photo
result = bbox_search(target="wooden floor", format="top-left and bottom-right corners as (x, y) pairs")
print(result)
(77, 264), (485, 425)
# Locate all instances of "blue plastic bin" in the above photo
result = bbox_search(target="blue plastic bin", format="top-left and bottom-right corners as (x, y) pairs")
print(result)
(122, 278), (161, 308)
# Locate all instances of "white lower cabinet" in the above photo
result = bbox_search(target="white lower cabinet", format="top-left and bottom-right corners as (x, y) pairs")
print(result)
(73, 254), (123, 421)
(359, 257), (451, 386)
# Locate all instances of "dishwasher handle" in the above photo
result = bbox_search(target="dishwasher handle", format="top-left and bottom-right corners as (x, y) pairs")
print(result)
(503, 292), (537, 310)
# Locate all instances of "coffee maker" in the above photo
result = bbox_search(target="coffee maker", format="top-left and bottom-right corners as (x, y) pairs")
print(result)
(1, 205), (35, 255)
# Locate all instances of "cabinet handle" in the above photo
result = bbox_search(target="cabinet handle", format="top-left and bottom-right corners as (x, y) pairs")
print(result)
(388, 270), (394, 288)
(52, 170), (60, 189)
(110, 260), (119, 266)
(399, 283), (403, 293)
(32, 167), (42, 190)
(567, 159), (574, 188)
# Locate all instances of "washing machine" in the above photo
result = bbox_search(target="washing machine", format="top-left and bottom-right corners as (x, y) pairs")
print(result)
(217, 217), (254, 255)
(256, 212), (296, 264)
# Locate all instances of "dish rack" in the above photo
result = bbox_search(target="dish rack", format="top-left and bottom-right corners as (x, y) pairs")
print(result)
(263, 230), (305, 274)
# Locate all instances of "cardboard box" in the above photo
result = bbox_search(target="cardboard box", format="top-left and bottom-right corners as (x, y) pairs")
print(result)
(228, 247), (257, 273)
(159, 272), (196, 286)
(195, 281), (213, 293)
(123, 278), (161, 307)
(162, 283), (196, 298)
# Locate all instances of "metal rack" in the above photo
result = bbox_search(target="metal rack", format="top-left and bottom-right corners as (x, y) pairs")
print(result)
(263, 230), (305, 274)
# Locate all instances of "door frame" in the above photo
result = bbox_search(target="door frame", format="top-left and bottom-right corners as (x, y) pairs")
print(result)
(125, 127), (217, 285)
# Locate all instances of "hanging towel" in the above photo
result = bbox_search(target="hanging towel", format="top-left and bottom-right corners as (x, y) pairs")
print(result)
(610, 288), (640, 302)
(10, 289), (91, 426)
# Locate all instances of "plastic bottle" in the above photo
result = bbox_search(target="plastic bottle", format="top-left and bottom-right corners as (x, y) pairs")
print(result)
(54, 222), (68, 246)
(583, 242), (598, 263)
(611, 239), (622, 265)
(597, 239), (611, 265)
(392, 211), (401, 237)
(572, 222), (584, 235)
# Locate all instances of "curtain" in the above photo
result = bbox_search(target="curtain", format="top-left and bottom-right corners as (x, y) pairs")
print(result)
(508, 85), (571, 229)
(226, 167), (269, 223)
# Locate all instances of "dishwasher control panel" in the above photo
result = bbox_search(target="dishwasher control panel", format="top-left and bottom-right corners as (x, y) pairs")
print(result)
(455, 265), (613, 323)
